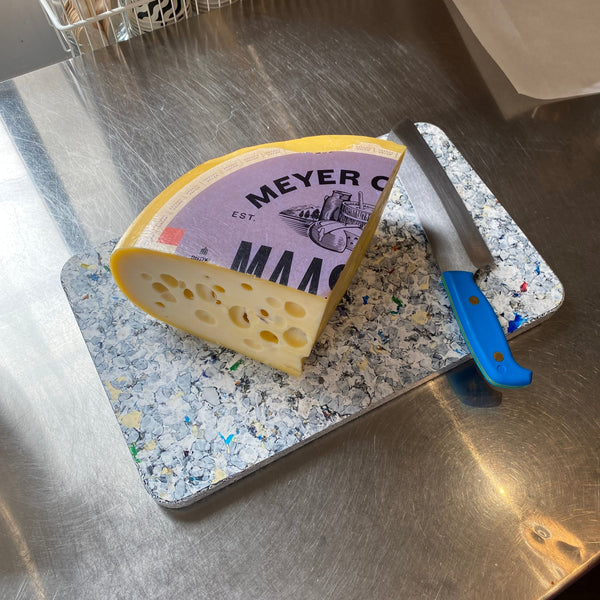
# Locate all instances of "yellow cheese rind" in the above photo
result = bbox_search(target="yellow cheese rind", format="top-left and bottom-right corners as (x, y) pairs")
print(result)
(111, 135), (405, 376)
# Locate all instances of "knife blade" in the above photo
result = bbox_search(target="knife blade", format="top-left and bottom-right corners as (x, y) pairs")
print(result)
(389, 120), (532, 388)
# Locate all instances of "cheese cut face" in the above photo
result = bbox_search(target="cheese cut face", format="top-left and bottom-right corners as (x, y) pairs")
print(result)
(110, 136), (405, 376)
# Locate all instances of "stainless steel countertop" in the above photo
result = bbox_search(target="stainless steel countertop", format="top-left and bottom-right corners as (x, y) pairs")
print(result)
(1, 1), (598, 598)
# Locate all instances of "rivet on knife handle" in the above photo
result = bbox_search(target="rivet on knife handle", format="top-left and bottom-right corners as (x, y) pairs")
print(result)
(442, 271), (532, 388)
(389, 120), (532, 389)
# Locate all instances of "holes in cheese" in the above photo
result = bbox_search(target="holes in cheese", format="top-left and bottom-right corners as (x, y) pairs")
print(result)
(284, 301), (306, 319)
(110, 135), (405, 376)
(160, 273), (178, 287)
(244, 338), (262, 350)
(195, 283), (215, 302)
(195, 309), (216, 325)
(284, 327), (308, 348)
(229, 306), (251, 328)
(260, 330), (279, 344)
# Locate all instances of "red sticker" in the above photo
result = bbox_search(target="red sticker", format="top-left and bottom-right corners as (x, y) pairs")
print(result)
(158, 227), (185, 246)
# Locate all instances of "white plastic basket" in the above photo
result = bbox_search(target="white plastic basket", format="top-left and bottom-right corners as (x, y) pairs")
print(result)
(38, 0), (239, 56)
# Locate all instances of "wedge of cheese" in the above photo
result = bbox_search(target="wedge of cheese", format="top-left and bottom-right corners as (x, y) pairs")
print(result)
(110, 136), (405, 376)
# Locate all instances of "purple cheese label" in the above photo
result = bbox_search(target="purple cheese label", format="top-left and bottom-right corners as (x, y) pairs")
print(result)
(155, 149), (398, 297)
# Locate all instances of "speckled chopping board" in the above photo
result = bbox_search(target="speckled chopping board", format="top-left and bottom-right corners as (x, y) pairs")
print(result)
(61, 123), (564, 508)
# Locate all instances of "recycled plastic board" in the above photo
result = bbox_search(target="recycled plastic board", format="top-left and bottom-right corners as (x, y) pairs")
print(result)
(61, 123), (564, 507)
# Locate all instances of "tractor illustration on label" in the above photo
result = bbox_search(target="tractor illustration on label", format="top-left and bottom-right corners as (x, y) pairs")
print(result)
(279, 190), (374, 253)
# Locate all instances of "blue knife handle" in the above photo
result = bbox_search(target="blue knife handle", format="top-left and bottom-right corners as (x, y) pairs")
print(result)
(441, 271), (532, 389)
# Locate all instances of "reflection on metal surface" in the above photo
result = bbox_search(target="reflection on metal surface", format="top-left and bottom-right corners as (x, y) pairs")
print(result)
(246, 44), (299, 140)
(522, 516), (587, 583)
(0, 81), (91, 251)
(431, 376), (590, 591)
(0, 499), (48, 600)
(431, 378), (514, 504)
(446, 362), (502, 408)
(1, 1), (599, 598)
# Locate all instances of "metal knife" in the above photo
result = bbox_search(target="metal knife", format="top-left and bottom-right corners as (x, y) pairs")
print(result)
(389, 120), (532, 388)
